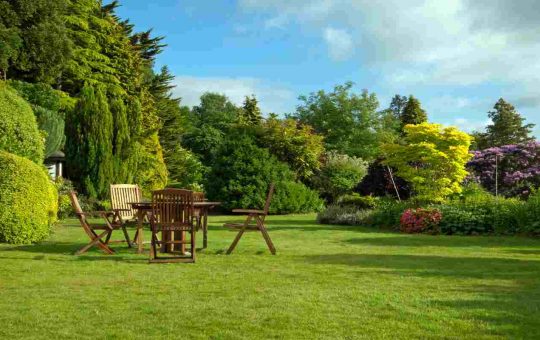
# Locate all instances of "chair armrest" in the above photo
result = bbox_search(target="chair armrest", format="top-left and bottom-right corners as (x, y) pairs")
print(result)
(232, 209), (265, 214)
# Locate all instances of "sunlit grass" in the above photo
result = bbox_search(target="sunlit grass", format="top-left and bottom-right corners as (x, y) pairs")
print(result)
(1, 214), (539, 339)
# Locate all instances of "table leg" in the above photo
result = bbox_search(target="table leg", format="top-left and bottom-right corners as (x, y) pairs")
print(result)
(137, 210), (144, 254)
(203, 208), (208, 249)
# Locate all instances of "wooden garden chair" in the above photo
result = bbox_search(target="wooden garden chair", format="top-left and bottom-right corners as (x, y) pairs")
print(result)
(224, 184), (276, 255)
(193, 191), (208, 246)
(69, 191), (131, 255)
(110, 184), (143, 243)
(149, 189), (196, 263)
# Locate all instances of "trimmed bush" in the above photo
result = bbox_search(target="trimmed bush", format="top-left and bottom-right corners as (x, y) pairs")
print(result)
(337, 193), (379, 209)
(0, 83), (44, 163)
(400, 208), (442, 234)
(317, 205), (373, 225)
(0, 151), (58, 244)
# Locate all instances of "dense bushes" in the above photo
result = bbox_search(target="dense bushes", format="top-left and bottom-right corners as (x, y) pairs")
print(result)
(0, 151), (57, 244)
(0, 84), (44, 163)
(206, 133), (323, 214)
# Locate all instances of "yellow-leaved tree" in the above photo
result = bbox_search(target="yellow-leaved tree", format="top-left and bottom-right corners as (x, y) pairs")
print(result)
(381, 123), (473, 203)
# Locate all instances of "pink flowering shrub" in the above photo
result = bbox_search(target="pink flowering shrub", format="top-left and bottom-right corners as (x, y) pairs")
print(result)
(400, 208), (442, 234)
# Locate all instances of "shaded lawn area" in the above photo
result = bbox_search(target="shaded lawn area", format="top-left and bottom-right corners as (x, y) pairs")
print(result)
(1, 214), (540, 339)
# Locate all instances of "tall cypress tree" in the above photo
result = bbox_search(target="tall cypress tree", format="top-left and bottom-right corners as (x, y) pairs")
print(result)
(66, 84), (113, 198)
(401, 96), (428, 127)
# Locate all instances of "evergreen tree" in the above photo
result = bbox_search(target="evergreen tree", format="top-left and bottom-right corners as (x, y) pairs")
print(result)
(66, 84), (113, 198)
(401, 95), (428, 127)
(478, 98), (535, 149)
(240, 95), (262, 125)
(388, 94), (408, 119)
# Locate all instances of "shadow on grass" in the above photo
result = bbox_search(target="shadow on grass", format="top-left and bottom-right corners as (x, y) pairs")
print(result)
(344, 235), (540, 249)
(303, 253), (540, 280)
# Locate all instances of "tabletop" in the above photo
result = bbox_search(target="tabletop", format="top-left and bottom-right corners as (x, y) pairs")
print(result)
(128, 201), (221, 209)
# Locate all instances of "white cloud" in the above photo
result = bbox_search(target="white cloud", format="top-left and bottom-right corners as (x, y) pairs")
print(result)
(323, 27), (354, 61)
(449, 117), (492, 133)
(171, 76), (294, 114)
(239, 0), (540, 102)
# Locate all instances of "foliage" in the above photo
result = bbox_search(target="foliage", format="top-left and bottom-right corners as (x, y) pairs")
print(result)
(0, 83), (44, 163)
(474, 98), (535, 150)
(400, 95), (428, 128)
(183, 93), (241, 163)
(134, 133), (168, 196)
(468, 142), (540, 197)
(337, 193), (379, 210)
(165, 145), (206, 190)
(0, 0), (71, 83)
(400, 208), (442, 234)
(317, 205), (373, 225)
(260, 117), (324, 180)
(65, 83), (113, 198)
(291, 82), (389, 160)
(240, 95), (262, 125)
(312, 151), (368, 202)
(517, 190), (540, 235)
(362, 199), (414, 229)
(356, 159), (411, 199)
(0, 151), (57, 244)
(8, 80), (76, 157)
(206, 132), (322, 214)
(382, 123), (473, 203)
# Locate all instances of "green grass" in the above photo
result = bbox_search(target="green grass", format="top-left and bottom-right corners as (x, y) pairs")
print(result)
(1, 214), (540, 339)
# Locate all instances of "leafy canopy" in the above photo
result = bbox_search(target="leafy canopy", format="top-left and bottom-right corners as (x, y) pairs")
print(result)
(382, 123), (473, 203)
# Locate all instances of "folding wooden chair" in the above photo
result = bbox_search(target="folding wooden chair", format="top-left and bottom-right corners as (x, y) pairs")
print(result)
(110, 184), (143, 243)
(149, 189), (196, 263)
(69, 191), (131, 255)
(224, 184), (276, 255)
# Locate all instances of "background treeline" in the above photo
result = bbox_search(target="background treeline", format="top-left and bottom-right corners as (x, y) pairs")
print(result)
(1, 0), (539, 244)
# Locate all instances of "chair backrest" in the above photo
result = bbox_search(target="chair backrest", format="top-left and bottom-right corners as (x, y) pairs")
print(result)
(152, 189), (194, 231)
(110, 184), (141, 221)
(69, 191), (90, 228)
(263, 183), (275, 215)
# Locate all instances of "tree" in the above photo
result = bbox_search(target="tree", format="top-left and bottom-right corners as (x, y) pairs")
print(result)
(291, 82), (387, 160)
(240, 95), (262, 125)
(388, 94), (408, 119)
(400, 96), (428, 127)
(0, 0), (71, 83)
(260, 117), (324, 181)
(205, 132), (322, 213)
(183, 93), (241, 163)
(312, 151), (368, 202)
(382, 123), (473, 203)
(475, 98), (535, 149)
(65, 84), (114, 198)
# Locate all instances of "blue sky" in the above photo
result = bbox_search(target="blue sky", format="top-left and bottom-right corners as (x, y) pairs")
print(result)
(116, 0), (539, 135)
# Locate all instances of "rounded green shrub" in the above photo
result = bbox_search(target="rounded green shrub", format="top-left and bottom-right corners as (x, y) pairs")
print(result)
(0, 151), (58, 244)
(0, 83), (44, 163)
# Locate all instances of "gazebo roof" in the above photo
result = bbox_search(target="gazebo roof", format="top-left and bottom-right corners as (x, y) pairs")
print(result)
(45, 150), (65, 162)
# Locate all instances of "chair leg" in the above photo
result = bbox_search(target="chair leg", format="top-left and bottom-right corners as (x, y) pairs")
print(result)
(122, 226), (132, 248)
(191, 230), (196, 262)
(203, 211), (208, 249)
(226, 215), (252, 255)
(77, 230), (114, 255)
(256, 216), (276, 255)
(104, 230), (112, 244)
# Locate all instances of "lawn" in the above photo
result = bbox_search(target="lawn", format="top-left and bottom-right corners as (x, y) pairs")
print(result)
(1, 214), (540, 339)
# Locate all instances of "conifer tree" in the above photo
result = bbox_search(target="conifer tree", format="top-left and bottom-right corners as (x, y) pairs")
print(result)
(477, 98), (535, 149)
(241, 95), (262, 125)
(401, 95), (428, 127)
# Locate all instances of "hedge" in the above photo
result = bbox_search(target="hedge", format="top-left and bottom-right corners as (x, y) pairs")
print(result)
(0, 151), (58, 244)
(0, 83), (44, 163)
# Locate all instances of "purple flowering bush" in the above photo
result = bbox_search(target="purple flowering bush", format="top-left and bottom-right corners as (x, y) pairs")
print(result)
(468, 142), (540, 197)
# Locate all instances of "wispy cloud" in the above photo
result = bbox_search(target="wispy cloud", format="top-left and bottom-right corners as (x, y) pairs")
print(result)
(172, 76), (295, 114)
(323, 27), (354, 61)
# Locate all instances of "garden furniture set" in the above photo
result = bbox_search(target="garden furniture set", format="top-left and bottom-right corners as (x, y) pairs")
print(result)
(69, 183), (276, 262)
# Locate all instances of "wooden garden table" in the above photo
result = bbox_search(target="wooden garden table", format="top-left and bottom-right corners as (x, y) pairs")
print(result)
(129, 201), (221, 254)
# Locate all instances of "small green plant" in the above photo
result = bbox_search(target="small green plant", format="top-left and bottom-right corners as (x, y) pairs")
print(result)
(337, 193), (379, 209)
